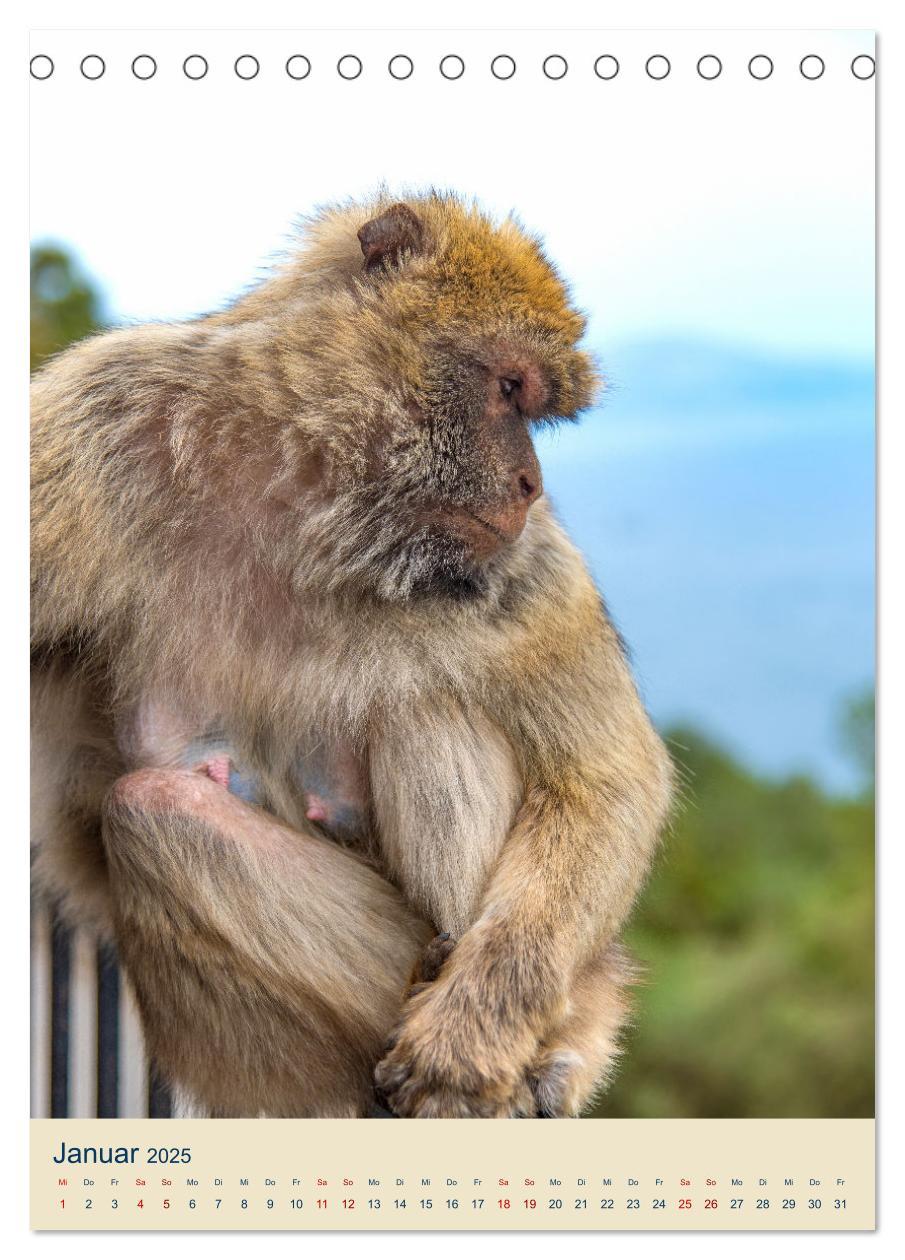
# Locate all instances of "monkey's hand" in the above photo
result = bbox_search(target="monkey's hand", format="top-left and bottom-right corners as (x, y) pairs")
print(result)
(374, 950), (541, 1118)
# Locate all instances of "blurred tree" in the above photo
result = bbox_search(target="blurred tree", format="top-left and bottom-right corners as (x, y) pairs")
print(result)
(839, 690), (875, 795)
(595, 693), (875, 1120)
(31, 243), (104, 372)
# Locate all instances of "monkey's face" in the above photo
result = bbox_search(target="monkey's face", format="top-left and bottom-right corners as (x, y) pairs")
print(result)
(303, 199), (598, 602)
(411, 341), (555, 562)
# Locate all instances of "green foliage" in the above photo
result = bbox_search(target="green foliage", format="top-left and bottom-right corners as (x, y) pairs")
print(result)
(839, 691), (875, 793)
(30, 243), (104, 371)
(596, 697), (875, 1119)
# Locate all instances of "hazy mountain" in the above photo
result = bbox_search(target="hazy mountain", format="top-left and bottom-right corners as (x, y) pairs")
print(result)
(537, 338), (875, 792)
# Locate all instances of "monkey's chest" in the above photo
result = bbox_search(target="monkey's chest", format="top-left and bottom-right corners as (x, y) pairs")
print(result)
(181, 720), (373, 850)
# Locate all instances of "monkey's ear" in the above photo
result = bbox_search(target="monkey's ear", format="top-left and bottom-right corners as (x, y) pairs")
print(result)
(357, 203), (425, 273)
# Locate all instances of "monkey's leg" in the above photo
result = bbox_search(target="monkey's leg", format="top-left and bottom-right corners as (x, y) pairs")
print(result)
(527, 942), (635, 1117)
(102, 769), (432, 1117)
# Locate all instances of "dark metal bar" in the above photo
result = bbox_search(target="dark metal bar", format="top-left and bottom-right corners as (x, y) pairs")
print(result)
(148, 1066), (173, 1118)
(49, 911), (71, 1118)
(96, 942), (120, 1118)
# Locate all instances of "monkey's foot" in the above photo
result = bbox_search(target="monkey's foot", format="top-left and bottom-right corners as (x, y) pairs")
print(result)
(527, 1050), (590, 1118)
(191, 751), (260, 805)
(202, 755), (231, 788)
(524, 945), (635, 1116)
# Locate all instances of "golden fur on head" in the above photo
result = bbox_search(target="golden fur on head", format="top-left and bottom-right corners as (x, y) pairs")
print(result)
(229, 190), (601, 602)
(251, 189), (599, 419)
(32, 191), (600, 616)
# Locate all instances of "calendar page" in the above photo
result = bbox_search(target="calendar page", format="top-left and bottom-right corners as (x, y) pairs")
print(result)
(28, 23), (876, 1233)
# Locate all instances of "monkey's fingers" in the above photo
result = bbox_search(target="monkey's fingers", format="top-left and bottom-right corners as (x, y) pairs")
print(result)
(375, 1046), (536, 1119)
(411, 931), (457, 985)
(373, 992), (536, 1119)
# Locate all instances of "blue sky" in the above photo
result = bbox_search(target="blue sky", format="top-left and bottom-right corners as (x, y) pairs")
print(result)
(538, 337), (874, 792)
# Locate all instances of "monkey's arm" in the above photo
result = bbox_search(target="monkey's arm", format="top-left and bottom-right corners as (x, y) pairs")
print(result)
(373, 586), (673, 1118)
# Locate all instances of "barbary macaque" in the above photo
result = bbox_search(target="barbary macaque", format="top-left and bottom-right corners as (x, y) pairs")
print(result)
(31, 193), (673, 1117)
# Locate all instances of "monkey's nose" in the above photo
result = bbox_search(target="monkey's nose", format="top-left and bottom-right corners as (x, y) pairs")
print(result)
(516, 469), (542, 506)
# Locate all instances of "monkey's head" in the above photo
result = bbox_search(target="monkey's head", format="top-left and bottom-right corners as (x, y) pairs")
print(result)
(278, 194), (599, 602)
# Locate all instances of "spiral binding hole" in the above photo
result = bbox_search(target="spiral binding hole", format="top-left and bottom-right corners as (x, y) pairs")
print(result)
(131, 55), (157, 80)
(851, 55), (875, 80)
(182, 55), (208, 81)
(30, 54), (54, 80)
(440, 55), (465, 80)
(285, 55), (311, 80)
(234, 55), (260, 81)
(594, 55), (619, 80)
(29, 48), (877, 84)
(388, 55), (414, 80)
(491, 55), (516, 80)
(80, 55), (105, 81)
(337, 54), (363, 80)
(748, 55), (773, 80)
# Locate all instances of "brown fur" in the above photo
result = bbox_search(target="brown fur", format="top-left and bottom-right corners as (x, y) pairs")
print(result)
(104, 770), (431, 1117)
(31, 192), (673, 1117)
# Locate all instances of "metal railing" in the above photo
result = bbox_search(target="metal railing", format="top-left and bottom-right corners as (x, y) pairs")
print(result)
(31, 900), (174, 1119)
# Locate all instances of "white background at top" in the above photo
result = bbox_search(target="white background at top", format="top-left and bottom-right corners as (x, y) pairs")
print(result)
(29, 27), (874, 358)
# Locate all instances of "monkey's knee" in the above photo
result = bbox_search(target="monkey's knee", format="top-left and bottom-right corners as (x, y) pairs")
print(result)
(102, 768), (430, 1118)
(104, 767), (276, 855)
(101, 767), (297, 919)
(107, 766), (216, 815)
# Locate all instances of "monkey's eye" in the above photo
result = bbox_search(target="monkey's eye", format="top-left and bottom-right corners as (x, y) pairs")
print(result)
(499, 376), (522, 401)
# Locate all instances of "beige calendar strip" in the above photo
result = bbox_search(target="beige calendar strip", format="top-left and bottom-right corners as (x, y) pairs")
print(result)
(31, 1117), (874, 1231)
